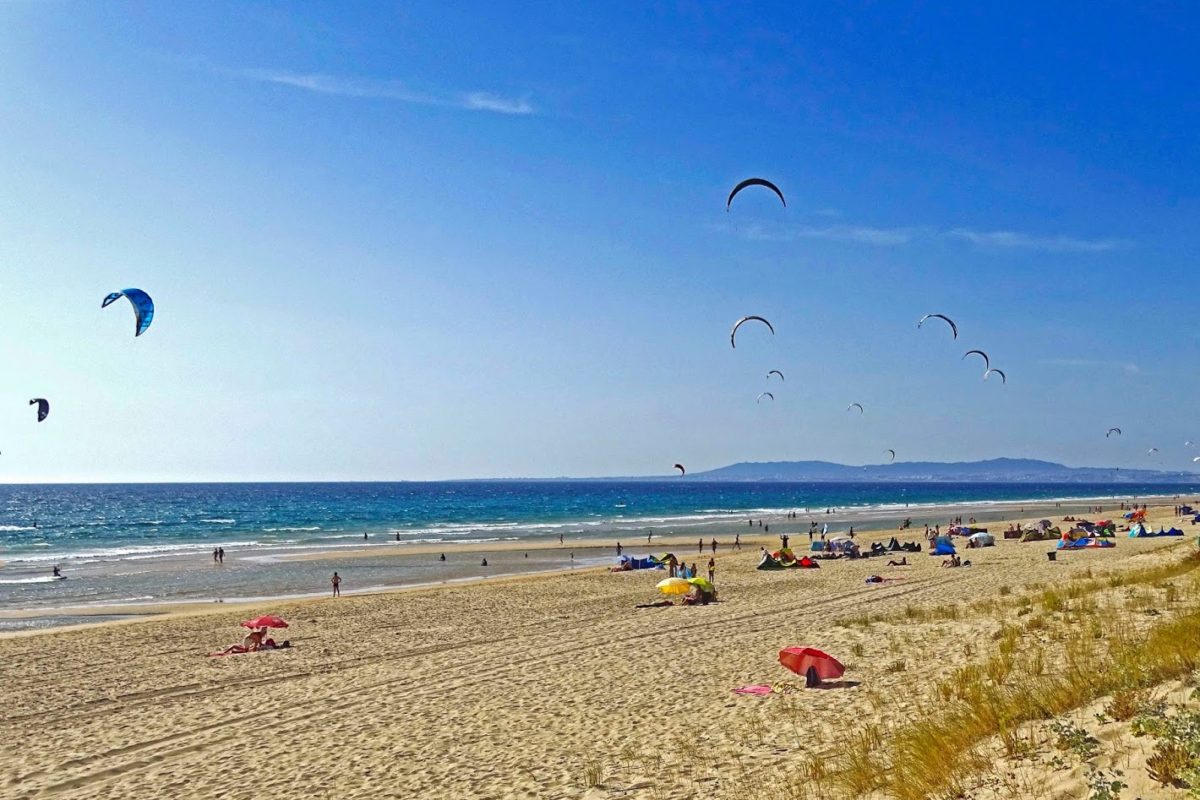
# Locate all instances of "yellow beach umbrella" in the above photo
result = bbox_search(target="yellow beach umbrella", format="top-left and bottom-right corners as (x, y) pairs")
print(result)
(656, 577), (692, 596)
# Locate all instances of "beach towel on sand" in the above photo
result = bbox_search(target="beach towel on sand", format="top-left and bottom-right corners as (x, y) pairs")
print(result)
(733, 684), (774, 696)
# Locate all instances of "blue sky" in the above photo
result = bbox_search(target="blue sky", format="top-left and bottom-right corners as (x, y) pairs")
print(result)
(0, 2), (1197, 481)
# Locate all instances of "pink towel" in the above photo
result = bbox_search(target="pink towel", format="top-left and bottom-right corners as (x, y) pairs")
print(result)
(733, 684), (774, 696)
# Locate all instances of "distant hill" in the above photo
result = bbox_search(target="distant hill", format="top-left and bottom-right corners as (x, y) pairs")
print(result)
(689, 458), (1198, 483)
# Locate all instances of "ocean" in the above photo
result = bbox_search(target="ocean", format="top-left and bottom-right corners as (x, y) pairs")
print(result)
(1, 481), (1195, 622)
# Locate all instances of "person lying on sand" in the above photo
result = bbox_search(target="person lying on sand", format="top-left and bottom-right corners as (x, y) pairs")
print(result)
(886, 557), (908, 566)
(635, 600), (674, 608)
(210, 631), (292, 657)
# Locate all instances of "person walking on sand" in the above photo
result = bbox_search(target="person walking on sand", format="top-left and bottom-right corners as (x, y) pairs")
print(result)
(559, 533), (564, 544)
(218, 547), (225, 564)
(710, 538), (718, 553)
(616, 542), (622, 556)
(647, 529), (653, 545)
(707, 557), (715, 582)
(698, 538), (704, 554)
(734, 533), (741, 550)
(331, 572), (341, 597)
(213, 547), (219, 564)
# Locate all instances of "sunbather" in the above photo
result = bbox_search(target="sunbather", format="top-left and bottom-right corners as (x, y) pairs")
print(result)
(886, 557), (908, 566)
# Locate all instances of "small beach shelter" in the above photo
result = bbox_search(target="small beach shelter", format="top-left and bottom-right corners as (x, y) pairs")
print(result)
(931, 535), (956, 556)
(968, 532), (995, 547)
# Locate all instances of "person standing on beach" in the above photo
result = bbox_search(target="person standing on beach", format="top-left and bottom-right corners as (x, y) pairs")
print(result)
(647, 529), (653, 545)
(218, 547), (225, 564)
(780, 533), (790, 549)
(707, 557), (715, 582)
(710, 538), (717, 553)
(734, 533), (740, 550)
(698, 538), (703, 554)
(331, 572), (341, 597)
(559, 533), (564, 544)
(213, 548), (219, 564)
(616, 542), (622, 556)
(668, 554), (677, 578)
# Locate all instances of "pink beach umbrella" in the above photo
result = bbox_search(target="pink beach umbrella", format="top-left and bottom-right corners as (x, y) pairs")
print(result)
(241, 615), (288, 629)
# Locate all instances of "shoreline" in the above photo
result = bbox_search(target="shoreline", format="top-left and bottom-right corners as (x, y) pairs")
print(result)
(1, 493), (1189, 632)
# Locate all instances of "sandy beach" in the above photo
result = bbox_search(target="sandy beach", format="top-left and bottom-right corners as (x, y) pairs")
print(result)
(2, 503), (1198, 799)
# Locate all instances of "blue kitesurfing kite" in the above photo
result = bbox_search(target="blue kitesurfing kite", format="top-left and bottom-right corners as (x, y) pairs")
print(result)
(29, 398), (49, 422)
(102, 289), (154, 337)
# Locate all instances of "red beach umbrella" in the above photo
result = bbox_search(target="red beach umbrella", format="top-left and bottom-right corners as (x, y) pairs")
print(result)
(241, 615), (289, 629)
(779, 646), (845, 684)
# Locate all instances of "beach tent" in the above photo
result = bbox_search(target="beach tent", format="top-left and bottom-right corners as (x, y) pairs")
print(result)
(968, 532), (995, 547)
(1058, 536), (1115, 549)
(1021, 528), (1056, 542)
(757, 551), (786, 570)
(931, 535), (956, 556)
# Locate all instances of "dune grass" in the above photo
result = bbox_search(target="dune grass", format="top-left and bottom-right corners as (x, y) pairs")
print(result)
(825, 550), (1200, 800)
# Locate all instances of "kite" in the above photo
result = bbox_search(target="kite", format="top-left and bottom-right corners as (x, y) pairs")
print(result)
(962, 350), (990, 370)
(730, 316), (775, 349)
(726, 178), (786, 211)
(102, 289), (154, 337)
(918, 313), (958, 339)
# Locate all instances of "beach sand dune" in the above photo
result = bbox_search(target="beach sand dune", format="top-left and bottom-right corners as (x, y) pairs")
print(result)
(0, 508), (1189, 798)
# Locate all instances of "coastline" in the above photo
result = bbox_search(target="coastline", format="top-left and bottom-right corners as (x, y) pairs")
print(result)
(2, 502), (1194, 799)
(1, 492), (1189, 632)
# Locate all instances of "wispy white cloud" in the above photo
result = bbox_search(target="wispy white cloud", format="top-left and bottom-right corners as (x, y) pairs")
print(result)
(461, 92), (535, 115)
(733, 218), (1127, 253)
(1038, 358), (1141, 375)
(743, 223), (917, 246)
(946, 228), (1126, 253)
(233, 68), (536, 115)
